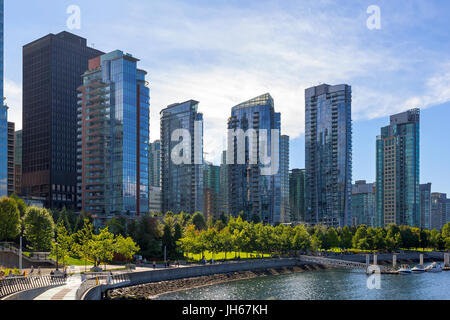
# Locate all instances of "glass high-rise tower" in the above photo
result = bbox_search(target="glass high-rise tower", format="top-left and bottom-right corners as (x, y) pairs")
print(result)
(376, 109), (420, 227)
(77, 50), (150, 225)
(160, 100), (204, 214)
(280, 135), (290, 223)
(305, 84), (353, 227)
(149, 140), (161, 187)
(227, 93), (281, 224)
(420, 183), (432, 230)
(289, 169), (306, 223)
(352, 180), (375, 227)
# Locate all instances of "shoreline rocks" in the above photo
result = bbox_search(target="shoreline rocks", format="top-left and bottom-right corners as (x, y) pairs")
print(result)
(106, 264), (331, 300)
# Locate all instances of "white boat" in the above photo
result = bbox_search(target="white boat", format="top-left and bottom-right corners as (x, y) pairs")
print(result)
(411, 265), (425, 273)
(398, 265), (412, 274)
(425, 262), (442, 273)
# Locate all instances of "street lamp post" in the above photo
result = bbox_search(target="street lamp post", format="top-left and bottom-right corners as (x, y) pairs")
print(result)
(55, 242), (59, 271)
(19, 236), (23, 272)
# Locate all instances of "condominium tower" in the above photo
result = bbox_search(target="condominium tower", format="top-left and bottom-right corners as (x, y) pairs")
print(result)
(77, 50), (150, 225)
(289, 169), (306, 223)
(420, 183), (432, 230)
(227, 93), (281, 224)
(160, 100), (204, 214)
(305, 84), (353, 227)
(376, 109), (420, 227)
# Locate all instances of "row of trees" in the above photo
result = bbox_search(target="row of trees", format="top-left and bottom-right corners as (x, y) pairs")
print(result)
(2, 195), (449, 263)
(178, 216), (450, 258)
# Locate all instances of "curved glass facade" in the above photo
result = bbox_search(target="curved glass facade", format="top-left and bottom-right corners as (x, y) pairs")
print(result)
(160, 100), (204, 215)
(305, 84), (353, 227)
(78, 51), (150, 224)
(227, 93), (282, 224)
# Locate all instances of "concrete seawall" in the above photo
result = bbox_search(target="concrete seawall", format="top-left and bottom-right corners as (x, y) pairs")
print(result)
(85, 258), (303, 300)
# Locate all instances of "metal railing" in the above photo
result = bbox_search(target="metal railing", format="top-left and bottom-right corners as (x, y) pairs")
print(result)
(76, 272), (131, 300)
(0, 275), (66, 298)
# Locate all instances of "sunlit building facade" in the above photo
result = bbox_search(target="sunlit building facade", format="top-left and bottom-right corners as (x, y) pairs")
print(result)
(352, 180), (375, 227)
(420, 183), (432, 230)
(77, 50), (150, 225)
(376, 109), (420, 228)
(160, 100), (204, 214)
(305, 84), (353, 227)
(289, 169), (306, 223)
(227, 93), (281, 224)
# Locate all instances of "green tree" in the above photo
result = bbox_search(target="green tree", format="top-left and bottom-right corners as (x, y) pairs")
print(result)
(192, 212), (207, 231)
(0, 197), (21, 241)
(326, 227), (340, 249)
(340, 226), (353, 250)
(51, 221), (73, 267)
(429, 229), (442, 251)
(115, 235), (140, 262)
(442, 222), (450, 239)
(292, 225), (312, 253)
(72, 219), (94, 271)
(352, 225), (368, 250)
(23, 207), (55, 252)
(90, 227), (115, 270)
(107, 216), (126, 236)
(162, 223), (175, 258)
(9, 194), (27, 217)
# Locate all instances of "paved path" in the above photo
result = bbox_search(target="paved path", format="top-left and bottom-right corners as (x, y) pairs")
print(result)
(34, 275), (82, 300)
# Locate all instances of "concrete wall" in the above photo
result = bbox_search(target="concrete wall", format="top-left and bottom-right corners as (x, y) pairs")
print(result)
(0, 252), (54, 269)
(85, 259), (299, 300)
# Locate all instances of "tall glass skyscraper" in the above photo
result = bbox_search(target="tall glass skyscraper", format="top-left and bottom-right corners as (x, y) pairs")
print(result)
(160, 100), (204, 214)
(203, 162), (221, 221)
(375, 109), (420, 228)
(352, 180), (375, 227)
(305, 84), (353, 227)
(77, 50), (150, 225)
(420, 183), (432, 229)
(431, 193), (447, 230)
(22, 31), (103, 209)
(289, 169), (306, 223)
(149, 140), (161, 187)
(0, 0), (6, 198)
(280, 135), (290, 223)
(227, 93), (281, 224)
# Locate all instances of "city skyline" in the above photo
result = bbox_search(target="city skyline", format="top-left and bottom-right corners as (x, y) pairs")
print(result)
(1, 1), (450, 197)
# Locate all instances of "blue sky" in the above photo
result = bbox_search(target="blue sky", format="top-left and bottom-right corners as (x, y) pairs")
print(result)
(3, 0), (450, 194)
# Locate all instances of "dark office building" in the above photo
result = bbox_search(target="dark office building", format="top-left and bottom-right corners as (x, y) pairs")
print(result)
(22, 31), (103, 210)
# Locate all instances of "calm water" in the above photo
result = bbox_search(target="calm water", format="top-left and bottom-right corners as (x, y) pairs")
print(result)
(156, 269), (450, 300)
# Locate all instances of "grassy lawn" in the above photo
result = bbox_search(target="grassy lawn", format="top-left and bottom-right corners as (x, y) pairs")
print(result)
(185, 251), (272, 262)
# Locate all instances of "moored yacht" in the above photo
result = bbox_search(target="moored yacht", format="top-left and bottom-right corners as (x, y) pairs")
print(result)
(411, 265), (425, 273)
(398, 265), (412, 274)
(425, 262), (442, 273)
